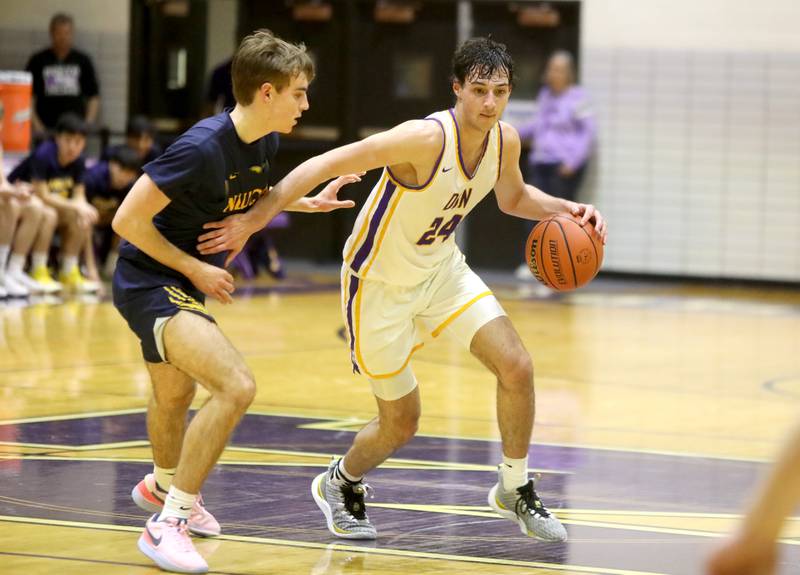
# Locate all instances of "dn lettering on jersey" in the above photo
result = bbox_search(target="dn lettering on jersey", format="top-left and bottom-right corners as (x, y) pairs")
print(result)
(224, 187), (266, 213)
(442, 188), (472, 211)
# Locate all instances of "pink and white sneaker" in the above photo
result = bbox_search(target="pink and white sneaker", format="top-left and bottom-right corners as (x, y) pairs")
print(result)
(138, 514), (209, 574)
(131, 474), (221, 537)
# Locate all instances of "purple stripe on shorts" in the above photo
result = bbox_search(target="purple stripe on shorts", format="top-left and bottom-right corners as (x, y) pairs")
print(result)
(346, 274), (360, 374)
(350, 180), (397, 273)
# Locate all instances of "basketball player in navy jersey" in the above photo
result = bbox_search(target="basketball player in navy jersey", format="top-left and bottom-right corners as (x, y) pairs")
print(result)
(112, 30), (355, 573)
(199, 37), (606, 543)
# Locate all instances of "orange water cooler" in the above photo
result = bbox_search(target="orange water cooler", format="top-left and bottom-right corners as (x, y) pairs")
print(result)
(0, 71), (32, 152)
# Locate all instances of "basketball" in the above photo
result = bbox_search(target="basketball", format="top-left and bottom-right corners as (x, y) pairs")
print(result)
(525, 214), (604, 291)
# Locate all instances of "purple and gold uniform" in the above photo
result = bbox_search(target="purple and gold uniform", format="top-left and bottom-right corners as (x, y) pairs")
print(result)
(112, 112), (278, 362)
(341, 109), (507, 400)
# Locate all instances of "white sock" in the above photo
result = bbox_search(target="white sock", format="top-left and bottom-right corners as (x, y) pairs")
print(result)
(333, 458), (362, 483)
(32, 252), (48, 269)
(501, 455), (529, 491)
(0, 245), (9, 270)
(153, 465), (176, 493)
(158, 485), (197, 521)
(7, 254), (26, 275)
(61, 255), (78, 274)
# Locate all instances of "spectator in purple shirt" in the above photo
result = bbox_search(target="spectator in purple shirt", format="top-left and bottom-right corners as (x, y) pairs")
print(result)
(518, 51), (596, 202)
(516, 51), (596, 282)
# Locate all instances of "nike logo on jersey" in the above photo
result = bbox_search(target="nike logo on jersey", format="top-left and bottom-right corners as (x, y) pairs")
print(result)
(442, 166), (453, 173)
(179, 505), (192, 511)
(228, 172), (238, 180)
(249, 159), (270, 174)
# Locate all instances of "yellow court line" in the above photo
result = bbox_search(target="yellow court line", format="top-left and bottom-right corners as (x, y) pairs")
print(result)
(367, 503), (800, 544)
(0, 440), (150, 451)
(0, 407), (146, 426)
(0, 407), (772, 463)
(0, 449), (570, 475)
(0, 514), (668, 575)
(561, 509), (800, 520)
(225, 446), (572, 474)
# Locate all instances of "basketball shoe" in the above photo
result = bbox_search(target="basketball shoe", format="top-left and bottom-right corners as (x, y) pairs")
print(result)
(311, 459), (377, 539)
(58, 265), (99, 293)
(132, 474), (221, 537)
(138, 514), (208, 574)
(488, 466), (567, 541)
(30, 265), (63, 293)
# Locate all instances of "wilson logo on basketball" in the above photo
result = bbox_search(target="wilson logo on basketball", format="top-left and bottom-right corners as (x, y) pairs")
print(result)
(528, 238), (545, 283)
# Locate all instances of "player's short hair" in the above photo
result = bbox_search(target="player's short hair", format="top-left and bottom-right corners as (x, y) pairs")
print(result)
(452, 36), (514, 87)
(232, 29), (315, 105)
(50, 13), (74, 33)
(108, 145), (142, 173)
(126, 115), (156, 138)
(55, 113), (87, 136)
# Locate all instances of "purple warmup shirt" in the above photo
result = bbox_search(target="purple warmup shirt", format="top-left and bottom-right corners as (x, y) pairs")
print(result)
(517, 86), (596, 171)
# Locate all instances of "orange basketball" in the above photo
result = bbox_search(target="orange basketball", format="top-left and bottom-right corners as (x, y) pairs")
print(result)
(525, 214), (603, 291)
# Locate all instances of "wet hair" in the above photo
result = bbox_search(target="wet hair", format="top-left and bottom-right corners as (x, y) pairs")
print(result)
(126, 115), (156, 138)
(107, 145), (142, 173)
(50, 13), (74, 33)
(452, 36), (514, 87)
(232, 29), (315, 105)
(55, 113), (87, 136)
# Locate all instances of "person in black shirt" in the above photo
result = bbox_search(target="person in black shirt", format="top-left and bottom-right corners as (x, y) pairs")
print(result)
(25, 13), (100, 134)
(112, 30), (357, 573)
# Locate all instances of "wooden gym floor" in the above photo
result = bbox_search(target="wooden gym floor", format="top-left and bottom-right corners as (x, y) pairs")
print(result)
(1, 269), (799, 574)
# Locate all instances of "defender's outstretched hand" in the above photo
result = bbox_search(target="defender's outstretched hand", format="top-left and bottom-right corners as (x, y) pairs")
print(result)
(198, 174), (361, 266)
(304, 174), (360, 213)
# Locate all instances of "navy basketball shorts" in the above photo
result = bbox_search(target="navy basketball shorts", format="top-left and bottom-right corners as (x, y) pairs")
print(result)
(112, 258), (216, 363)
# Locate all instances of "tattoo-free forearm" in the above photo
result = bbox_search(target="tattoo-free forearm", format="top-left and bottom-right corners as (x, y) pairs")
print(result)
(503, 184), (573, 220)
(113, 216), (200, 279)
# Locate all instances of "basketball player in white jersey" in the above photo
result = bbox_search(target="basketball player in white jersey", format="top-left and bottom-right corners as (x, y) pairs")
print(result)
(198, 37), (607, 542)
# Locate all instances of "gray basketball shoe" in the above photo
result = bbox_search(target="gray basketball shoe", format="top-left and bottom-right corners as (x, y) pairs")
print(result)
(488, 466), (567, 541)
(311, 459), (377, 540)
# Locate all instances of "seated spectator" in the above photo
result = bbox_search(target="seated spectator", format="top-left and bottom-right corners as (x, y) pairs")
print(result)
(0, 112), (60, 297)
(84, 145), (140, 277)
(25, 12), (100, 135)
(205, 57), (235, 116)
(124, 115), (162, 165)
(8, 113), (99, 293)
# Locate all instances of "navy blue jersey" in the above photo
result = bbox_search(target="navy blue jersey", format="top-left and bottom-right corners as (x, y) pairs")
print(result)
(7, 139), (85, 198)
(84, 161), (129, 213)
(117, 112), (279, 278)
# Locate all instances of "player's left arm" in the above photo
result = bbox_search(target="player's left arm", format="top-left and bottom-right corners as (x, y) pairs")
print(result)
(494, 122), (606, 242)
(282, 173), (362, 213)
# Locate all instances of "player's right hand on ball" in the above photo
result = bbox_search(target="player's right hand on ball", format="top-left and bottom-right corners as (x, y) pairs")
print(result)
(188, 261), (235, 304)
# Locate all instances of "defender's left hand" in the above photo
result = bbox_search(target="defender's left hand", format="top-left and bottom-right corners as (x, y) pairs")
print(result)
(198, 213), (252, 266)
(570, 203), (607, 244)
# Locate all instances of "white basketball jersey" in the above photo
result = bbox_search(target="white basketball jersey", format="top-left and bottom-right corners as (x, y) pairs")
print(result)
(343, 109), (503, 286)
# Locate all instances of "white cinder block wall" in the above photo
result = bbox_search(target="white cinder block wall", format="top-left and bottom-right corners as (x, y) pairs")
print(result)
(581, 0), (800, 281)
